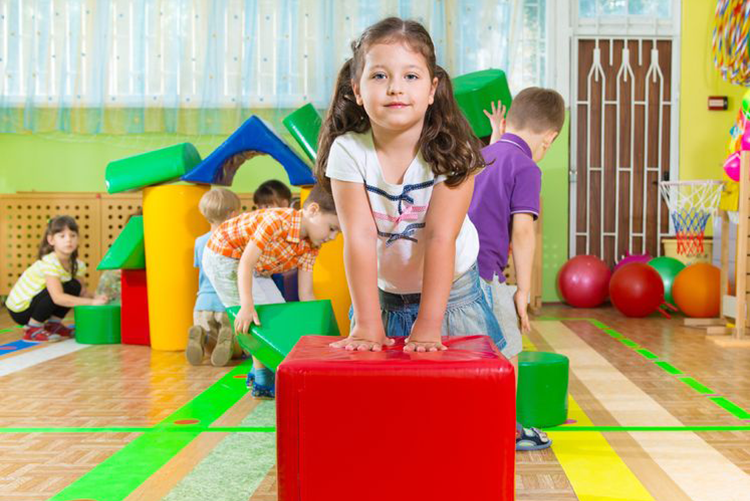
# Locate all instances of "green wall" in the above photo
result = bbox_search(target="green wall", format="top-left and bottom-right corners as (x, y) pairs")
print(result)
(0, 116), (571, 301)
(0, 120), (571, 302)
(539, 112), (570, 302)
(0, 132), (297, 194)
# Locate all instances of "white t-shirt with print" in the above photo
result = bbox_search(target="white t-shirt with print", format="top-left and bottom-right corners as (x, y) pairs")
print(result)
(326, 131), (479, 294)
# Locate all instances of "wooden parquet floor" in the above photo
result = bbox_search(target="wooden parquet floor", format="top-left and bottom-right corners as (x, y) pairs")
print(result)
(1, 304), (750, 500)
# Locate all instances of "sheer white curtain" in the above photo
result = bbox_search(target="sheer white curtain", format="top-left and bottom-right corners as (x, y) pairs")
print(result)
(0, 0), (546, 133)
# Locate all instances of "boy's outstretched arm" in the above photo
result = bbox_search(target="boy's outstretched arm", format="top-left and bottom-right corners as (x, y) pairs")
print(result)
(236, 242), (263, 334)
(483, 100), (507, 145)
(409, 176), (475, 352)
(510, 213), (535, 333)
(329, 179), (392, 351)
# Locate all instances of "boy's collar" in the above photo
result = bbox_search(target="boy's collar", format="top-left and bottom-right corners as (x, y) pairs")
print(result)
(499, 133), (532, 158)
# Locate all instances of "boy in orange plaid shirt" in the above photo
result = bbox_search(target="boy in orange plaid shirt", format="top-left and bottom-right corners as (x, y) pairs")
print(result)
(204, 184), (340, 398)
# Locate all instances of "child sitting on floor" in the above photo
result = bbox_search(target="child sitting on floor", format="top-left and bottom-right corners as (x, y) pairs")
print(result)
(5, 216), (108, 341)
(187, 188), (244, 367)
(203, 185), (339, 398)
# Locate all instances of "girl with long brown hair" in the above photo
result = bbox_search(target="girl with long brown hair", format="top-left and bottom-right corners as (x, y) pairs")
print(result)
(5, 216), (108, 341)
(315, 17), (504, 352)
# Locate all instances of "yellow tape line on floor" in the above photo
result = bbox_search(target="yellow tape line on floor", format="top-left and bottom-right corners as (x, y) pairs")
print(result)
(525, 329), (656, 501)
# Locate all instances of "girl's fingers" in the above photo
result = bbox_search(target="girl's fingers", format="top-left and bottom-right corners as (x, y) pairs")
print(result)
(404, 340), (447, 352)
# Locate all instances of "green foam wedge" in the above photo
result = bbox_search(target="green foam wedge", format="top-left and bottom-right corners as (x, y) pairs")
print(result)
(227, 300), (340, 371)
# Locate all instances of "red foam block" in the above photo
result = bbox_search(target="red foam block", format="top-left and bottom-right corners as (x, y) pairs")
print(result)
(120, 270), (150, 345)
(277, 335), (516, 501)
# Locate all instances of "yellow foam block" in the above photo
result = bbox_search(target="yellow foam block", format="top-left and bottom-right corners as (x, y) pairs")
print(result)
(300, 186), (351, 336)
(143, 185), (209, 351)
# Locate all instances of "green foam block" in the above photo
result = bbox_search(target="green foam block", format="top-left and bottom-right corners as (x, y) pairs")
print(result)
(453, 69), (512, 138)
(517, 351), (569, 428)
(282, 103), (322, 162)
(98, 216), (145, 270)
(74, 303), (122, 344)
(105, 143), (201, 194)
(227, 300), (340, 371)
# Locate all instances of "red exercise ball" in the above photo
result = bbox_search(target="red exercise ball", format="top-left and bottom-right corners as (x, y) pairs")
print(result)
(557, 255), (611, 308)
(672, 263), (721, 318)
(609, 262), (665, 317)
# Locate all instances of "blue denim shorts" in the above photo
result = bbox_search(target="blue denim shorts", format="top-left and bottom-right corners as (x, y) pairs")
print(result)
(350, 264), (506, 351)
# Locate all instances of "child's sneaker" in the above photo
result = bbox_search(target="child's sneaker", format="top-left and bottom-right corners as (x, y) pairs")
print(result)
(186, 325), (206, 365)
(251, 382), (275, 400)
(245, 371), (255, 389)
(23, 326), (62, 342)
(44, 322), (75, 338)
(211, 326), (234, 367)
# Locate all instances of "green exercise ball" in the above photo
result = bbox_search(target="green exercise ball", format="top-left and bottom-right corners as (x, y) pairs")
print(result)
(648, 256), (685, 306)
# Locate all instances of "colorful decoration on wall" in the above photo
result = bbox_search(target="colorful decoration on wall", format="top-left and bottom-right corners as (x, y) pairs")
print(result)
(712, 0), (750, 86)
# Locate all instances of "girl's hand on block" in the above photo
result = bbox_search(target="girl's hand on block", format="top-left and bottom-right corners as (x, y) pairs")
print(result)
(330, 325), (394, 352)
(404, 326), (446, 353)
(235, 305), (260, 334)
(92, 295), (109, 306)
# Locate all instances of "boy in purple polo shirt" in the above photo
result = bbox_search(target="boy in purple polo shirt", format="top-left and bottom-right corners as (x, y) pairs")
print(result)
(469, 87), (565, 451)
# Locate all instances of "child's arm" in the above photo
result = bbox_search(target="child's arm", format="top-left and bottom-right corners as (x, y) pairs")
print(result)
(45, 276), (107, 307)
(329, 179), (392, 351)
(483, 100), (507, 145)
(297, 269), (315, 302)
(235, 242), (263, 334)
(510, 213), (535, 333)
(407, 176), (475, 352)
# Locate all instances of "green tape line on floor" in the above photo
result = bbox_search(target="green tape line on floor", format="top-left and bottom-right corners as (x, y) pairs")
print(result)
(618, 338), (639, 348)
(654, 360), (683, 375)
(49, 360), (253, 501)
(545, 425), (750, 432)
(680, 377), (715, 395)
(546, 318), (750, 422)
(636, 348), (658, 360)
(0, 426), (276, 434)
(709, 396), (750, 420)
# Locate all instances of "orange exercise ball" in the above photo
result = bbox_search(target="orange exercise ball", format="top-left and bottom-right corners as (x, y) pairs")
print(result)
(672, 263), (721, 318)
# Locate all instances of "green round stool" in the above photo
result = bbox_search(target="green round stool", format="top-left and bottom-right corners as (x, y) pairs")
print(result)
(74, 303), (122, 344)
(517, 351), (569, 428)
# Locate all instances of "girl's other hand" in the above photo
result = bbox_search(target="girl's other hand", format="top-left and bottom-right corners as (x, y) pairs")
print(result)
(404, 325), (446, 352)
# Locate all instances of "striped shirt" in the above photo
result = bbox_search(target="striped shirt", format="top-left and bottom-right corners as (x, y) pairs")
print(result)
(5, 252), (87, 312)
(206, 208), (318, 274)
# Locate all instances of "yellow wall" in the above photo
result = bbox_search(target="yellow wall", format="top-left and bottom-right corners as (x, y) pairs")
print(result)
(680, 0), (746, 181)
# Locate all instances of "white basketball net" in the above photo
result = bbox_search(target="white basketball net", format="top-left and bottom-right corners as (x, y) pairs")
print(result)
(658, 180), (723, 256)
